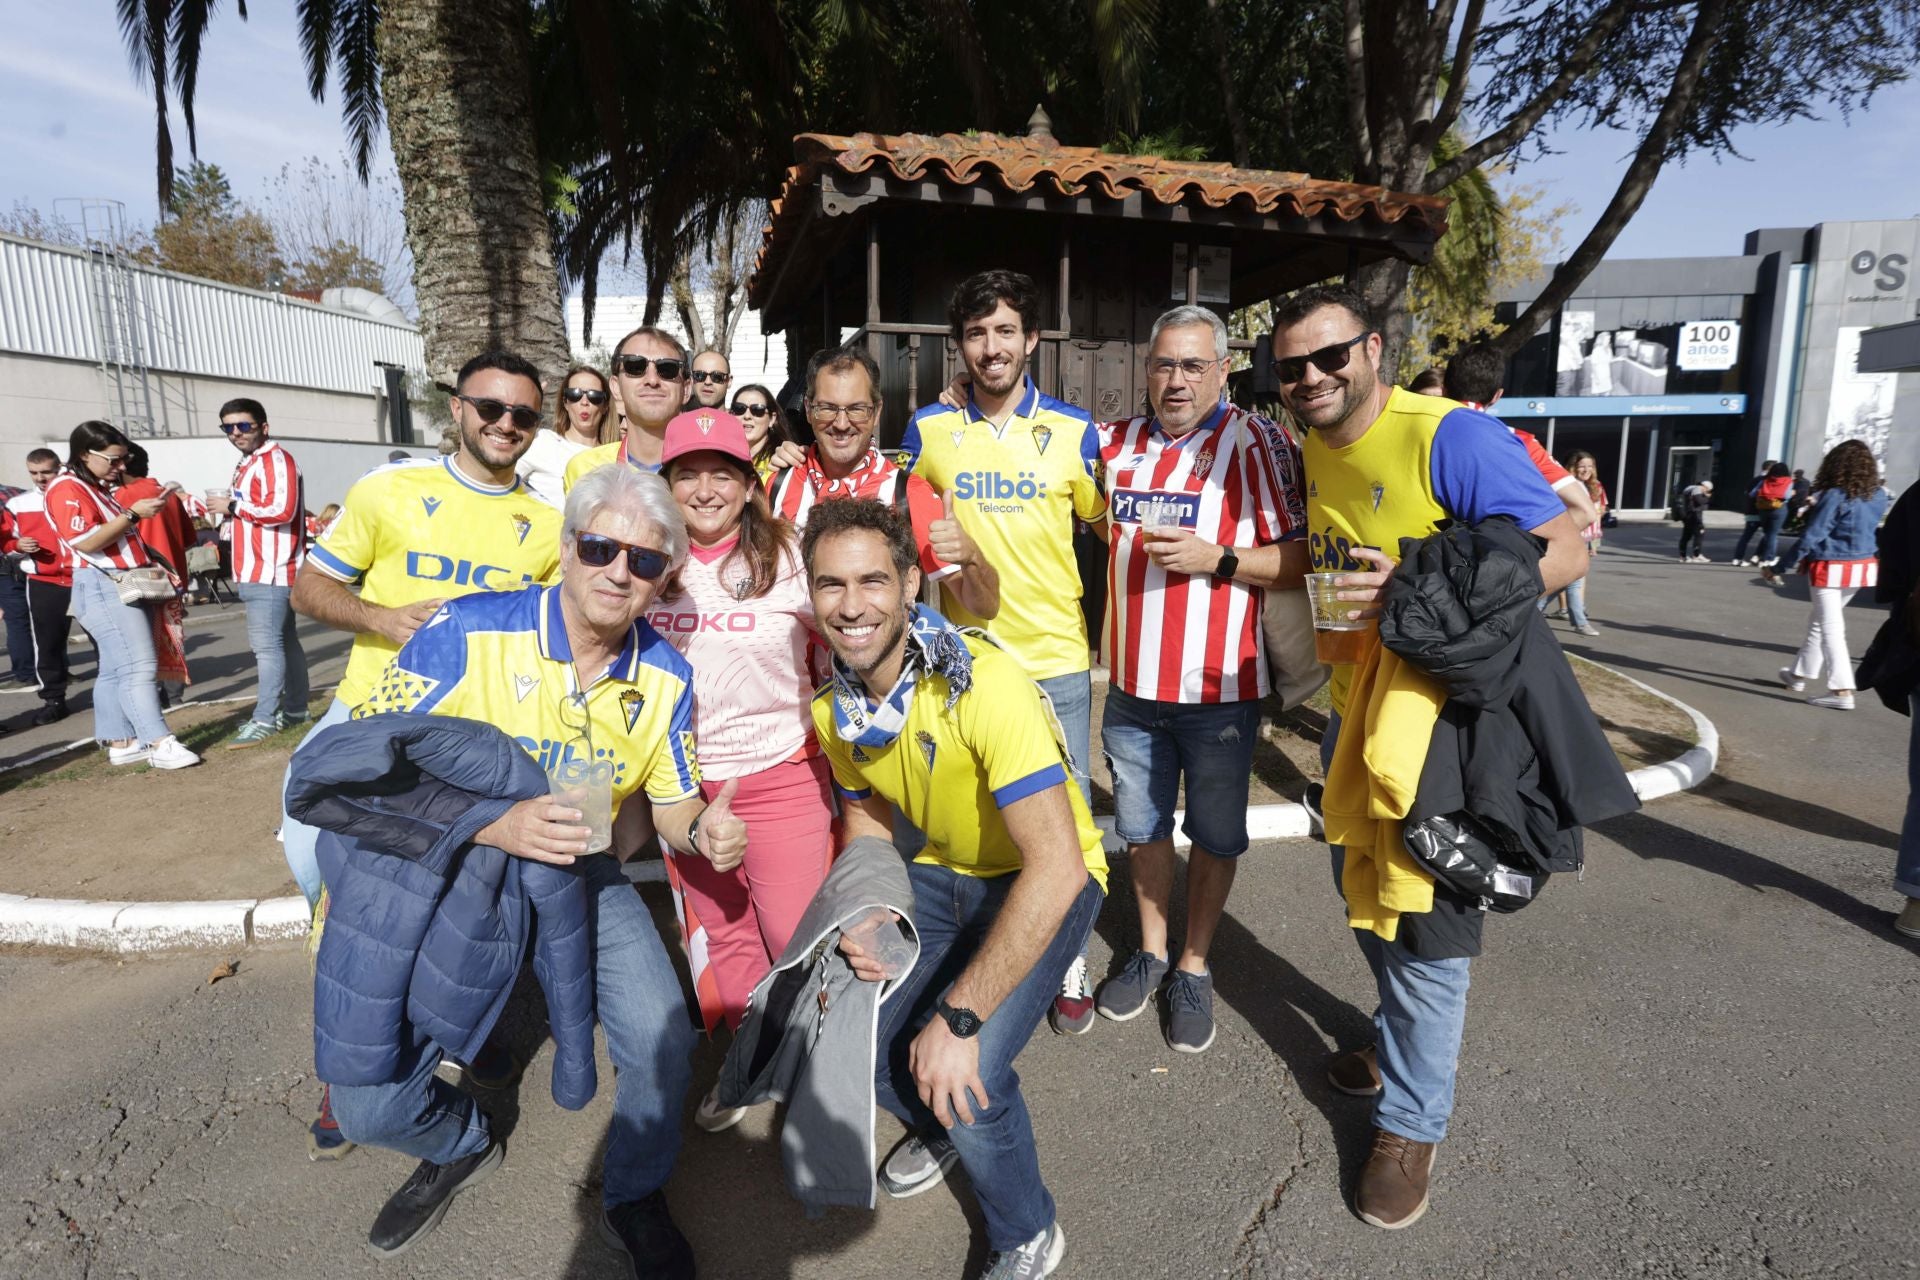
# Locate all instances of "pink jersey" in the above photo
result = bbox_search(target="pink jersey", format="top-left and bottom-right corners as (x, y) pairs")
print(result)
(229, 440), (307, 585)
(1102, 404), (1304, 703)
(648, 534), (818, 780)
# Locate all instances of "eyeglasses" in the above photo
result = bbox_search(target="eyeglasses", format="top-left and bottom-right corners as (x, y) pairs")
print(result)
(562, 388), (609, 406)
(455, 394), (542, 431)
(614, 354), (686, 381)
(87, 449), (128, 467)
(1269, 332), (1372, 385)
(733, 402), (772, 419)
(575, 531), (668, 580)
(690, 370), (731, 385)
(218, 419), (263, 435)
(1146, 356), (1227, 380)
(807, 401), (876, 426)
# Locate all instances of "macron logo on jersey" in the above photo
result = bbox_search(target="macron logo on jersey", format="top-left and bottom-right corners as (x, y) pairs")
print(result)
(422, 496), (441, 518)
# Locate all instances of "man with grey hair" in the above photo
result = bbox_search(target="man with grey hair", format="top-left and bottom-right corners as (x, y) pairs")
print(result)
(1092, 304), (1308, 1054)
(332, 462), (742, 1275)
(565, 325), (692, 489)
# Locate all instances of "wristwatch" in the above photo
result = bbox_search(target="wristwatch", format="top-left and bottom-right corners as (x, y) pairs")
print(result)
(1214, 546), (1240, 580)
(687, 811), (704, 856)
(935, 996), (982, 1039)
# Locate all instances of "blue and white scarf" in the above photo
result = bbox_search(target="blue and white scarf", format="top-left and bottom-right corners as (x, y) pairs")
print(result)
(830, 605), (975, 749)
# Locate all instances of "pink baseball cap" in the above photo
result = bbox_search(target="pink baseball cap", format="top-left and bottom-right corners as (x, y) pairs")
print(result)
(660, 408), (752, 468)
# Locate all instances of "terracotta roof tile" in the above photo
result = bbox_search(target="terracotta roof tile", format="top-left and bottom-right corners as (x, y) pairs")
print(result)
(752, 130), (1449, 303)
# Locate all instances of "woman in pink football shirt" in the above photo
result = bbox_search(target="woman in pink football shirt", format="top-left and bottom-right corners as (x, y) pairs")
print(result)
(655, 408), (832, 1130)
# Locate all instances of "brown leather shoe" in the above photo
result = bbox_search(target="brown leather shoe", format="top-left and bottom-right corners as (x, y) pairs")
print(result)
(1327, 1045), (1382, 1097)
(1355, 1127), (1436, 1229)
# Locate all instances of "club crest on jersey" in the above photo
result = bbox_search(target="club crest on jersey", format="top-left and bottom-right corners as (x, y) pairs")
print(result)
(422, 495), (442, 518)
(1191, 450), (1215, 481)
(510, 512), (532, 544)
(619, 688), (645, 733)
(513, 673), (539, 703)
(1032, 425), (1053, 455)
(1370, 482), (1386, 512)
(916, 730), (937, 770)
(696, 412), (716, 435)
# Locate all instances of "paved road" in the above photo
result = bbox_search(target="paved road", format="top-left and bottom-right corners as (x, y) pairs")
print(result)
(2, 523), (1914, 1278)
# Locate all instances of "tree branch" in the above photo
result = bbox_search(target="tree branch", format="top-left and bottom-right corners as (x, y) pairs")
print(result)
(1343, 0), (1374, 176)
(1205, 0), (1252, 167)
(1427, 0), (1641, 193)
(1425, 0), (1485, 145)
(1490, 0), (1731, 358)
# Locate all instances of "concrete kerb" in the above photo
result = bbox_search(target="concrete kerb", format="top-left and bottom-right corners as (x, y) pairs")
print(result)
(0, 661), (1717, 953)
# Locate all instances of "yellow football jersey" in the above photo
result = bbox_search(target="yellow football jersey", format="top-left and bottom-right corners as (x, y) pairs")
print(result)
(308, 457), (562, 706)
(354, 584), (700, 812)
(899, 379), (1107, 682)
(813, 634), (1108, 891)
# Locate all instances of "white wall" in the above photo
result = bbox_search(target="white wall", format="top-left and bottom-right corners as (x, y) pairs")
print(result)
(133, 435), (433, 512)
(565, 295), (791, 393)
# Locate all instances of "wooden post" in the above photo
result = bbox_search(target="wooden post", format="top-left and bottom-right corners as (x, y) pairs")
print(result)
(866, 220), (881, 325)
(1185, 242), (1199, 305)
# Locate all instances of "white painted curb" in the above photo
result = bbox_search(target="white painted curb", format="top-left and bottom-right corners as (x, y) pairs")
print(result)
(0, 663), (1714, 953)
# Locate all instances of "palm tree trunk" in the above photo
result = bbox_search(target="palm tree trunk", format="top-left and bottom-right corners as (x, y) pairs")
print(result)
(379, 0), (570, 392)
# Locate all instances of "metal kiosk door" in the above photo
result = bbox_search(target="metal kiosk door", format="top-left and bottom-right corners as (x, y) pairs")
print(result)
(1664, 446), (1713, 515)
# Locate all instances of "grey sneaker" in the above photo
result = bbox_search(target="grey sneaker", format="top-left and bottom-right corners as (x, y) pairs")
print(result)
(1573, 623), (1601, 637)
(980, 1222), (1066, 1279)
(1163, 968), (1216, 1053)
(226, 719), (278, 749)
(1095, 949), (1169, 1022)
(878, 1131), (958, 1198)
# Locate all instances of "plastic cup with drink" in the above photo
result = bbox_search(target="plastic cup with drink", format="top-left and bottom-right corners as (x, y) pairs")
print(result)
(547, 744), (614, 854)
(1303, 571), (1377, 665)
(842, 907), (912, 980)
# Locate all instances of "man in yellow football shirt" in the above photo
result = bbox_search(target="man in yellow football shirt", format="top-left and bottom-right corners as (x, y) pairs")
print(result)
(564, 326), (691, 489)
(804, 498), (1103, 1279)
(325, 463), (743, 1274)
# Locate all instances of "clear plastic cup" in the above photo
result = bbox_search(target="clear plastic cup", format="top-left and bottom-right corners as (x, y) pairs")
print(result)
(842, 908), (911, 980)
(1303, 571), (1376, 665)
(547, 753), (613, 854)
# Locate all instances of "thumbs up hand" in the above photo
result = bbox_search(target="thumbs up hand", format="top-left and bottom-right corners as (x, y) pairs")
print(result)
(928, 490), (977, 570)
(698, 778), (749, 872)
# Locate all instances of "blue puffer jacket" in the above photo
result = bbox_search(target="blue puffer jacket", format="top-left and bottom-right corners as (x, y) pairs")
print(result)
(287, 714), (598, 1110)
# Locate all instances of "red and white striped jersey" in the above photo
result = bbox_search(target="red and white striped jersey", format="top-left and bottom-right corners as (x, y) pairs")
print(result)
(1101, 404), (1305, 704)
(5, 488), (74, 587)
(45, 472), (149, 571)
(766, 447), (958, 582)
(229, 440), (307, 585)
(1810, 557), (1878, 590)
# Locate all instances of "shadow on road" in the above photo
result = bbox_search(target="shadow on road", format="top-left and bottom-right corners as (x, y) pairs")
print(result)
(1595, 619), (1801, 656)
(1695, 775), (1899, 851)
(1594, 808), (1919, 955)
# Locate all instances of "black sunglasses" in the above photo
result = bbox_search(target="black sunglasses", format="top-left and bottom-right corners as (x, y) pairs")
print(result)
(563, 387), (609, 406)
(732, 401), (772, 418)
(575, 532), (668, 580)
(690, 370), (730, 385)
(455, 394), (542, 431)
(1269, 332), (1372, 385)
(614, 354), (686, 381)
(218, 419), (263, 435)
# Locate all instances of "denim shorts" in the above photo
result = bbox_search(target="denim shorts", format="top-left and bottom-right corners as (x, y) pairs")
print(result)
(1101, 687), (1262, 856)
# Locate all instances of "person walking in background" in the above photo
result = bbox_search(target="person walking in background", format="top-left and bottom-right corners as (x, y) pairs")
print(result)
(652, 410), (835, 1131)
(517, 365), (614, 507)
(1776, 440), (1891, 711)
(115, 445), (197, 707)
(1733, 461), (1793, 568)
(1678, 479), (1713, 562)
(1544, 450), (1607, 636)
(45, 422), (200, 770)
(205, 398), (310, 748)
(6, 449), (76, 724)
(730, 382), (789, 480)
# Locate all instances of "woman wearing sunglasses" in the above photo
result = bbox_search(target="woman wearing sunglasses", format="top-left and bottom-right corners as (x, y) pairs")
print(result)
(516, 365), (616, 508)
(653, 409), (832, 1131)
(729, 384), (789, 481)
(43, 421), (200, 769)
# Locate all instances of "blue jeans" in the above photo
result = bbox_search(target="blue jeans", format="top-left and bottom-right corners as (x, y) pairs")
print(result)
(236, 582), (310, 724)
(1321, 713), (1474, 1144)
(876, 861), (1103, 1249)
(1899, 690), (1920, 900)
(1541, 574), (1590, 628)
(1733, 506), (1788, 564)
(70, 567), (171, 745)
(1101, 688), (1261, 855)
(328, 854), (694, 1205)
(281, 696), (352, 905)
(1036, 670), (1093, 805)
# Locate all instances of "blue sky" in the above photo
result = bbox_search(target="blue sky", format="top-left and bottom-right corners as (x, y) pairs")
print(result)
(4, 3), (1918, 268)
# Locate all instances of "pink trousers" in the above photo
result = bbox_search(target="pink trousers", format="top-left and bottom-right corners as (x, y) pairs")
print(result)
(671, 755), (835, 1030)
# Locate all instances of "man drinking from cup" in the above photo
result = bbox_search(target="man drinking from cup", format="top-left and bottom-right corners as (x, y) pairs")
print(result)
(1093, 304), (1306, 1055)
(337, 461), (745, 1275)
(1270, 284), (1583, 1230)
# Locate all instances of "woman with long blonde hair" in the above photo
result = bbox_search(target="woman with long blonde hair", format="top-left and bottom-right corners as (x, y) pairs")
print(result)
(516, 364), (615, 507)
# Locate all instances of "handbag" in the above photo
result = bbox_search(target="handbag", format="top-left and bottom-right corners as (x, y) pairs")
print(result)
(1262, 584), (1330, 711)
(107, 565), (176, 605)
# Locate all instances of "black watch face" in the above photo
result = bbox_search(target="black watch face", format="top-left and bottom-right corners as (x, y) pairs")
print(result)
(944, 1003), (982, 1037)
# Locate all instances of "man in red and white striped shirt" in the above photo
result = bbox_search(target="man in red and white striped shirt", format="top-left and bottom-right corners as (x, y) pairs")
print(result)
(6, 449), (76, 723)
(205, 397), (311, 747)
(1092, 305), (1308, 1055)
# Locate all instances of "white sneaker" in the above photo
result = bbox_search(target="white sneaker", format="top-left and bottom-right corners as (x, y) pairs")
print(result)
(694, 1082), (748, 1133)
(108, 742), (151, 766)
(1808, 693), (1855, 711)
(147, 735), (201, 769)
(1777, 667), (1806, 693)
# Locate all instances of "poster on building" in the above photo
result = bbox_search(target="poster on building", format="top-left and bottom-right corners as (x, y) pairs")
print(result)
(1555, 310), (1671, 396)
(1824, 326), (1895, 463)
